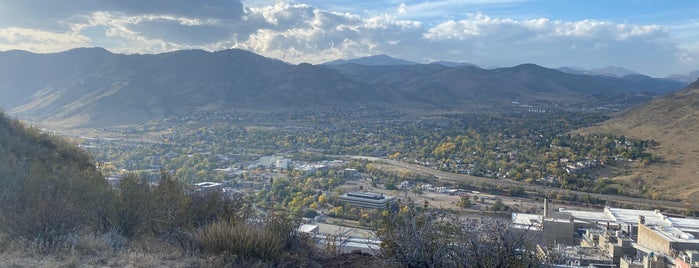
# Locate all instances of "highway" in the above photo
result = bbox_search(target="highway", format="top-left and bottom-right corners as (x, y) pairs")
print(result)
(338, 155), (694, 211)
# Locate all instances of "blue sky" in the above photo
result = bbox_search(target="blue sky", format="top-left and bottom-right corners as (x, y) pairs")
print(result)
(1, 0), (698, 77)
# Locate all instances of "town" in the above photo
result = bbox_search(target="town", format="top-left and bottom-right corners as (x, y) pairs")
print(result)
(71, 105), (698, 268)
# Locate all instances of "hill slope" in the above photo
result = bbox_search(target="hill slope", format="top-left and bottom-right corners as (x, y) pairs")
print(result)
(581, 79), (699, 202)
(5, 49), (384, 127)
(326, 63), (684, 104)
(0, 111), (109, 239)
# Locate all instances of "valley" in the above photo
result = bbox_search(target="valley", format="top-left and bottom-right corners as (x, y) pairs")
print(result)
(68, 103), (682, 207)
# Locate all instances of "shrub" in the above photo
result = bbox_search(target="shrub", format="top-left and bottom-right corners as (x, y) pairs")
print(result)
(194, 220), (285, 262)
(194, 211), (314, 265)
(0, 116), (113, 249)
(378, 208), (542, 267)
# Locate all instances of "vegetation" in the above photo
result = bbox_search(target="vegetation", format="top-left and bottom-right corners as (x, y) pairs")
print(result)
(84, 110), (659, 198)
(0, 113), (111, 248)
(378, 205), (542, 267)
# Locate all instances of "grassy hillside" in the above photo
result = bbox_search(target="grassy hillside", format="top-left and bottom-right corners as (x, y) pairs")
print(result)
(580, 79), (699, 203)
(0, 111), (110, 242)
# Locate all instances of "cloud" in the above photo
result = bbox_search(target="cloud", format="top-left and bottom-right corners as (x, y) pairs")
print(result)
(0, 0), (248, 53)
(416, 13), (691, 74)
(0, 27), (90, 52)
(233, 5), (691, 76)
(235, 2), (423, 63)
(0, 0), (244, 24)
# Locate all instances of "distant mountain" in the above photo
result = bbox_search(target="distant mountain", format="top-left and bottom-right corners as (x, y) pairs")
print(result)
(558, 66), (640, 77)
(666, 70), (699, 83)
(581, 79), (699, 202)
(0, 47), (114, 110)
(557, 66), (589, 75)
(429, 61), (477, 68)
(326, 63), (685, 104)
(0, 48), (687, 128)
(588, 66), (640, 77)
(323, 55), (417, 66)
(5, 49), (386, 127)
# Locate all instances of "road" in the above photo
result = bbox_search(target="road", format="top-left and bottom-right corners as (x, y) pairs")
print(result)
(337, 155), (694, 211)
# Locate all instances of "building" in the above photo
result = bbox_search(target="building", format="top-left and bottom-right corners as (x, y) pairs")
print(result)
(297, 224), (319, 235)
(338, 192), (396, 210)
(194, 181), (223, 191)
(635, 215), (699, 267)
(249, 156), (291, 170)
(513, 202), (699, 267)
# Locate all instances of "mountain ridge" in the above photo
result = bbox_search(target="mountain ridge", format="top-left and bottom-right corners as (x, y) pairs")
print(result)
(0, 48), (688, 128)
(323, 54), (418, 66)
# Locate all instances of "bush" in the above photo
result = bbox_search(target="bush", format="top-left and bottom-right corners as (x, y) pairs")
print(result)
(378, 208), (542, 267)
(194, 220), (284, 262)
(194, 212), (314, 265)
(0, 116), (113, 249)
(107, 171), (256, 254)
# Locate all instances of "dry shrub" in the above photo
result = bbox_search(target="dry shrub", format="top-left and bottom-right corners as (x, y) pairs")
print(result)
(194, 220), (284, 262)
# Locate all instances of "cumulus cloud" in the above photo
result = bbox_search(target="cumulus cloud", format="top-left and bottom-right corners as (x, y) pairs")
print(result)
(0, 27), (90, 52)
(235, 2), (423, 63)
(0, 0), (696, 76)
(416, 13), (685, 73)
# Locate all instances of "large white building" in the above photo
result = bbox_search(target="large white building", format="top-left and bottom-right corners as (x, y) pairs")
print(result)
(338, 192), (396, 210)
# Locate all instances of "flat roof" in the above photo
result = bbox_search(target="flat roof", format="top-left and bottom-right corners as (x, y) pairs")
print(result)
(556, 206), (699, 245)
(644, 224), (699, 244)
(298, 224), (319, 233)
(195, 181), (223, 187)
(512, 213), (542, 230)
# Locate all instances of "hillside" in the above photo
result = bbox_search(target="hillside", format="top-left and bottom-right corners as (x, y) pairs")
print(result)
(5, 49), (383, 128)
(0, 48), (687, 128)
(0, 111), (110, 243)
(327, 63), (684, 104)
(581, 79), (699, 202)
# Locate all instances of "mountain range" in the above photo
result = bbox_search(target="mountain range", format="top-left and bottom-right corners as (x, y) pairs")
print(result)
(0, 48), (689, 128)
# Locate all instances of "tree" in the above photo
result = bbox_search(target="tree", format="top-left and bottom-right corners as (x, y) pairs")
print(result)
(491, 199), (509, 212)
(116, 173), (152, 237)
(149, 171), (191, 244)
(318, 194), (328, 205)
(458, 195), (472, 208)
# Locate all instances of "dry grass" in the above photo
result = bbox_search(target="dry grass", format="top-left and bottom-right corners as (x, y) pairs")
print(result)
(579, 86), (699, 204)
(0, 229), (380, 267)
(194, 220), (285, 262)
(0, 233), (204, 268)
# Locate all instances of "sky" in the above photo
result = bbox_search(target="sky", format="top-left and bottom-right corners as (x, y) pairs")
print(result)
(0, 0), (697, 77)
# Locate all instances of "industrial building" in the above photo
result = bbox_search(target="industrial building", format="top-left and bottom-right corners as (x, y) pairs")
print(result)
(338, 192), (396, 210)
(512, 200), (699, 267)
